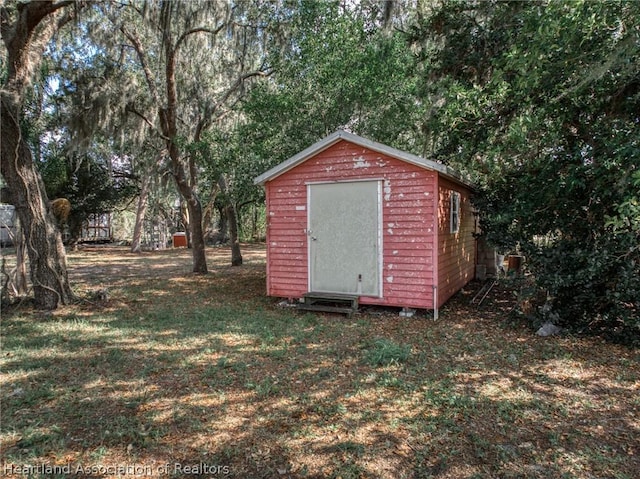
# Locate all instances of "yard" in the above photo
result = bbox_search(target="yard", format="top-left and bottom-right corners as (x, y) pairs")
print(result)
(1, 245), (638, 479)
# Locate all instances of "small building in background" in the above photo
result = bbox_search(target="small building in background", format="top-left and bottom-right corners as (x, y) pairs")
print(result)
(79, 213), (112, 243)
(0, 204), (17, 246)
(254, 130), (478, 311)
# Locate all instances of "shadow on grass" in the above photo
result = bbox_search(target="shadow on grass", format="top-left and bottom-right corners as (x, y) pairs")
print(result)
(2, 246), (639, 478)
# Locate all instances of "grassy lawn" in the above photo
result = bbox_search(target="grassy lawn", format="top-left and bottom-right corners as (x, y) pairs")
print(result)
(1, 245), (638, 478)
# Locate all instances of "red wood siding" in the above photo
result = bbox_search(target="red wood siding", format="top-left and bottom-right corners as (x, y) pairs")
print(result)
(266, 139), (438, 308)
(437, 177), (476, 307)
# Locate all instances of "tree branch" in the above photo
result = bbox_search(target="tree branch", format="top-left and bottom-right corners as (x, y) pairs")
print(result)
(0, 5), (12, 43)
(20, 0), (75, 28)
(194, 116), (207, 143)
(126, 105), (169, 141)
(2, 0), (76, 95)
(212, 69), (273, 115)
(175, 24), (225, 52)
(552, 34), (639, 104)
(119, 25), (161, 105)
(55, 1), (87, 31)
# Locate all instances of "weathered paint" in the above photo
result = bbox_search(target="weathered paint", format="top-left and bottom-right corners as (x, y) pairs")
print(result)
(436, 176), (476, 307)
(265, 139), (441, 308)
(262, 135), (476, 310)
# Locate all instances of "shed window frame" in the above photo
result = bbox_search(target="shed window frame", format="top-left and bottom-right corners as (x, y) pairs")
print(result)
(450, 191), (461, 234)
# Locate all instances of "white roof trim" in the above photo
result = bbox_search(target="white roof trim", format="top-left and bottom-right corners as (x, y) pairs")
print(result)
(254, 130), (472, 188)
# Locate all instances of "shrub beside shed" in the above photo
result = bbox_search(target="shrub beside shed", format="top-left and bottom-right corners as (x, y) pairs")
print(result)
(254, 130), (476, 311)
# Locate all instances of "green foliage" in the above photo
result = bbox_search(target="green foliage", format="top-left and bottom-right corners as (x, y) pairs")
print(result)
(364, 338), (411, 367)
(413, 0), (640, 340)
(9, 0), (637, 339)
(39, 151), (138, 242)
(241, 0), (422, 171)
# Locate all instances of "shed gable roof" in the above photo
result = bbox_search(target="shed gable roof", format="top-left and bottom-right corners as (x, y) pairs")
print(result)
(254, 130), (472, 188)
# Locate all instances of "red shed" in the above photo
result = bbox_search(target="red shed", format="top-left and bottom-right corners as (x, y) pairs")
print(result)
(254, 131), (476, 311)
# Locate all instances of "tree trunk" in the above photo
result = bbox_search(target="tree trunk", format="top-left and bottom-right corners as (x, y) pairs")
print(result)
(14, 222), (28, 296)
(202, 188), (219, 240)
(66, 216), (82, 251)
(166, 133), (206, 271)
(0, 99), (73, 309)
(160, 20), (208, 273)
(218, 174), (242, 266)
(217, 204), (228, 242)
(226, 202), (243, 266)
(179, 199), (192, 247)
(252, 202), (258, 240)
(131, 173), (151, 253)
(184, 194), (207, 272)
(0, 0), (78, 309)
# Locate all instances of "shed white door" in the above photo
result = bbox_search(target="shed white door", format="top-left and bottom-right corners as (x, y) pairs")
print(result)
(308, 181), (381, 296)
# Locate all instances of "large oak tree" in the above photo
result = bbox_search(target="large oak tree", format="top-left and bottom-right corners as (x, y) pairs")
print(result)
(78, 0), (274, 273)
(0, 0), (78, 309)
(411, 0), (640, 337)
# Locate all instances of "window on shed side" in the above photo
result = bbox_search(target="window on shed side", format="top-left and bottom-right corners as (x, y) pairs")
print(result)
(450, 191), (461, 234)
